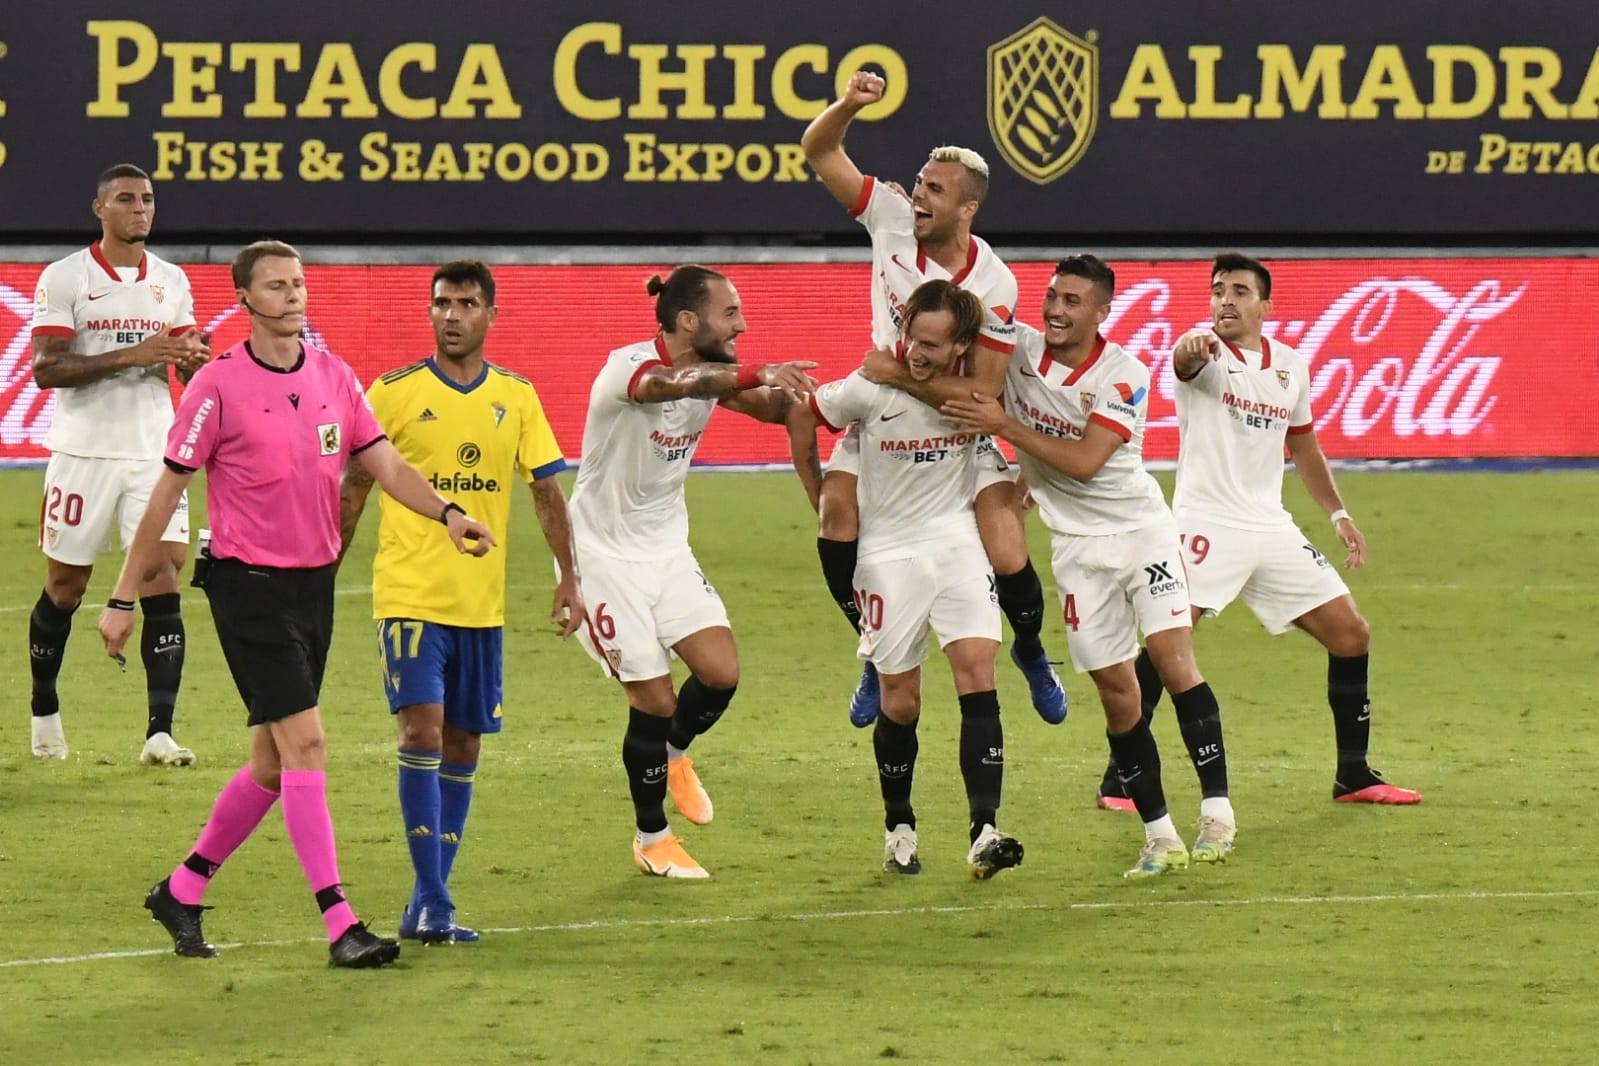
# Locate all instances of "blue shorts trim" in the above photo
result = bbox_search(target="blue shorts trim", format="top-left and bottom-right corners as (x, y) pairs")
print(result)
(377, 619), (504, 734)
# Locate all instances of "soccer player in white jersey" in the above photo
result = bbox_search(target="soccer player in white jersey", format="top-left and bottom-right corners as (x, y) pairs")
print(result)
(791, 280), (1025, 878)
(27, 164), (210, 764)
(800, 70), (1064, 730)
(1116, 253), (1420, 806)
(945, 255), (1238, 877)
(568, 265), (816, 879)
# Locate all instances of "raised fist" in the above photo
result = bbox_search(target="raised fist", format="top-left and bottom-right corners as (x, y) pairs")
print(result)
(844, 71), (886, 109)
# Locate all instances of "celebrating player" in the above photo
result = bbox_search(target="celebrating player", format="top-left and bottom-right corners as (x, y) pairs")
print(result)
(568, 265), (816, 879)
(1105, 254), (1420, 808)
(792, 280), (1024, 878)
(944, 256), (1236, 877)
(800, 70), (1064, 729)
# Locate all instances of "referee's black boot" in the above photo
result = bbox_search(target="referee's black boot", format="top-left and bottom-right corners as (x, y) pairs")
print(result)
(144, 878), (219, 959)
(329, 921), (401, 969)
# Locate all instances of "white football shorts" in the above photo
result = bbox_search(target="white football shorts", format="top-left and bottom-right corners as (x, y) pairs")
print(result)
(1175, 513), (1350, 635)
(853, 541), (1000, 676)
(39, 453), (189, 566)
(1048, 519), (1192, 673)
(569, 547), (731, 682)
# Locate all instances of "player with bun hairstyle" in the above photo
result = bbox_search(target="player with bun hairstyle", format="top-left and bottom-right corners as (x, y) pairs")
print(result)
(567, 265), (817, 878)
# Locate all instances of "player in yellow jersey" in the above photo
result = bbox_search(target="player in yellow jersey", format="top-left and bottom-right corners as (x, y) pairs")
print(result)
(339, 261), (582, 944)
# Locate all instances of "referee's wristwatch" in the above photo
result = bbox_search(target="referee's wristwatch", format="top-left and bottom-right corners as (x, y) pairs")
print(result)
(439, 501), (466, 525)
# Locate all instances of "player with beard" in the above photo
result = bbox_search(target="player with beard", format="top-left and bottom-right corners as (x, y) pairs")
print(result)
(791, 280), (1024, 879)
(340, 260), (585, 944)
(567, 265), (817, 878)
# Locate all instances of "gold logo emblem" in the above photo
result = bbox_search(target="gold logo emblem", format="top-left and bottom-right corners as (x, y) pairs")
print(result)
(318, 422), (342, 455)
(988, 18), (1099, 185)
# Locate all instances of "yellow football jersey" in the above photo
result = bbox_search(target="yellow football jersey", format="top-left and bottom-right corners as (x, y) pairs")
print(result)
(366, 358), (565, 627)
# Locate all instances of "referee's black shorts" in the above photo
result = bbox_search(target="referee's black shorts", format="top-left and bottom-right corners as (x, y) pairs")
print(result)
(204, 559), (335, 726)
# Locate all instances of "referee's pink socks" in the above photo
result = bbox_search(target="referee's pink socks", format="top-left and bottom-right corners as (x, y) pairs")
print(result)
(169, 765), (280, 905)
(280, 769), (359, 941)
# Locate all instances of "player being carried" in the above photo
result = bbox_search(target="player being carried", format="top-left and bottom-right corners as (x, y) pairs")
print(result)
(799, 70), (1065, 730)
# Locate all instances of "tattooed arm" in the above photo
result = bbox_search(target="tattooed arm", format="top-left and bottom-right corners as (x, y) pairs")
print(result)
(335, 455), (377, 569)
(632, 360), (817, 405)
(32, 328), (208, 389)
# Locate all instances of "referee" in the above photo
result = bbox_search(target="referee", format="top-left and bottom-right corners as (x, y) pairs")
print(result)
(99, 240), (495, 968)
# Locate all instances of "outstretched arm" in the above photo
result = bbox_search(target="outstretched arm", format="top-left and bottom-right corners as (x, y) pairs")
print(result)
(1286, 429), (1366, 568)
(1172, 329), (1219, 381)
(800, 70), (885, 209)
(634, 361), (817, 406)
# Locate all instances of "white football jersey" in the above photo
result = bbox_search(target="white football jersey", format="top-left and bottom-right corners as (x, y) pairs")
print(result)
(1171, 331), (1315, 532)
(1004, 325), (1169, 535)
(850, 176), (1018, 348)
(30, 244), (197, 459)
(810, 370), (983, 562)
(568, 337), (717, 562)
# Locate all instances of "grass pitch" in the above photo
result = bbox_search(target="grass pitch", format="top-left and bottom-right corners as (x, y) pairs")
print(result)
(0, 467), (1594, 1064)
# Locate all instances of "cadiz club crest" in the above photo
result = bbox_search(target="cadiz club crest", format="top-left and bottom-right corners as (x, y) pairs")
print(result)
(988, 17), (1099, 185)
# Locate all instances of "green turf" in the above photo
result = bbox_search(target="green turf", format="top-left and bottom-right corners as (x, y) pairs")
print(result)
(0, 467), (1595, 1064)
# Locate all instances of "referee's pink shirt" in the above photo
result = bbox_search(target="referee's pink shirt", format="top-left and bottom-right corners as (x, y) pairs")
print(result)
(166, 340), (385, 569)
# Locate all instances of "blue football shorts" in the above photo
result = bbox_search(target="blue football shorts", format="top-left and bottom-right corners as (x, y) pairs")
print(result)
(376, 618), (504, 734)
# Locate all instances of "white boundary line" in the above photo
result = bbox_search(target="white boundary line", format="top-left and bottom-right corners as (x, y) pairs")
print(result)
(3, 887), (1592, 970)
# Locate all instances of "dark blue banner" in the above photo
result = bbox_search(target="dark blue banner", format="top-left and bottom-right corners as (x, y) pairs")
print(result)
(0, 0), (1594, 236)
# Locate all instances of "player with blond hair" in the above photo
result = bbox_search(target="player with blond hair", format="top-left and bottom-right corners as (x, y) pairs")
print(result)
(800, 71), (1065, 731)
